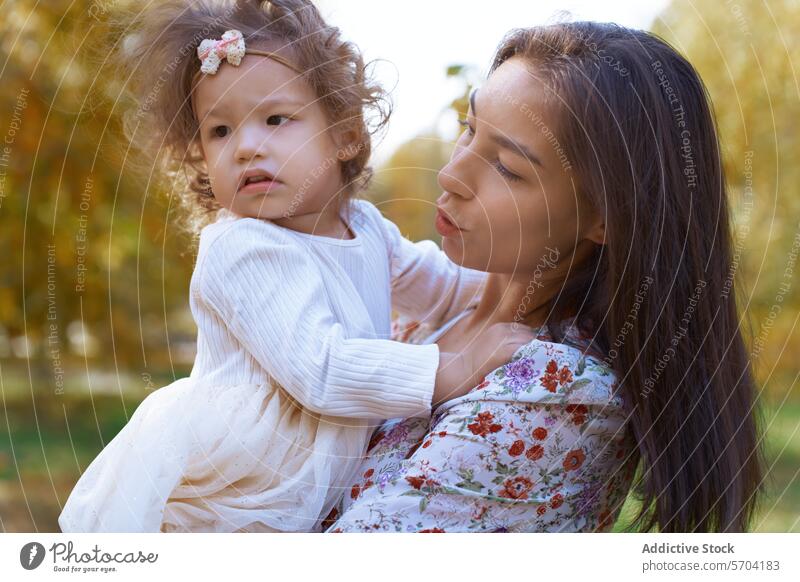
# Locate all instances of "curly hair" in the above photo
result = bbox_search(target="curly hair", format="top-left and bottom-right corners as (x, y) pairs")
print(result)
(107, 0), (390, 232)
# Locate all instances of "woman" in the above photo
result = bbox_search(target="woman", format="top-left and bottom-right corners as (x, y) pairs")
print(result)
(323, 22), (764, 533)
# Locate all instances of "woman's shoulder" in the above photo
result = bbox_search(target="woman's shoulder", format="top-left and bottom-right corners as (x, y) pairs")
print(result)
(500, 324), (620, 406)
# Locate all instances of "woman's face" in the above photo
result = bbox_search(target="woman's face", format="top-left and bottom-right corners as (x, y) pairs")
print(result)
(436, 57), (604, 275)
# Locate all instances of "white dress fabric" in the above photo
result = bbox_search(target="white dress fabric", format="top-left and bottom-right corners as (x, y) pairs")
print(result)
(58, 199), (486, 533)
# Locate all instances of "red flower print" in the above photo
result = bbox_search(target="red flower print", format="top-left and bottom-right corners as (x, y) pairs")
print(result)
(422, 439), (433, 448)
(363, 468), (374, 479)
(476, 379), (490, 390)
(508, 440), (525, 457)
(363, 480), (374, 490)
(540, 360), (560, 393)
(540, 360), (574, 392)
(540, 375), (559, 393)
(438, 431), (447, 437)
(499, 476), (534, 500)
(350, 484), (361, 500)
(406, 475), (425, 490)
(566, 404), (588, 415)
(467, 411), (503, 437)
(526, 445), (544, 461)
(330, 528), (343, 533)
(550, 493), (564, 509)
(566, 404), (588, 425)
(473, 505), (488, 521)
(563, 448), (586, 472)
(419, 528), (445, 533)
(536, 505), (547, 516)
(405, 474), (440, 491)
(532, 427), (548, 440)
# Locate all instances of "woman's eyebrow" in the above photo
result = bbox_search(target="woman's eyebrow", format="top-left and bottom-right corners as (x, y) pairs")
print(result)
(470, 88), (544, 168)
(492, 134), (544, 168)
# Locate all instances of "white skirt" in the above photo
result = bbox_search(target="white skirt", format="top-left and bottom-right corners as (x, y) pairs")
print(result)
(58, 377), (371, 532)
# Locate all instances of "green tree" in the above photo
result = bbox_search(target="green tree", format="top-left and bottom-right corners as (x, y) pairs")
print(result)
(0, 1), (195, 389)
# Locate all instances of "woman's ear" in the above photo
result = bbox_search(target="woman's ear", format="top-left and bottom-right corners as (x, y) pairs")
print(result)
(585, 220), (606, 246)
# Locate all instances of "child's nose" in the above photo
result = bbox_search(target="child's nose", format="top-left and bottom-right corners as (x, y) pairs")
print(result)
(235, 126), (270, 162)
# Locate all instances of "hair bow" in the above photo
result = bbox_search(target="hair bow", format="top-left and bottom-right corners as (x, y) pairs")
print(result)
(195, 29), (302, 76)
(197, 30), (247, 75)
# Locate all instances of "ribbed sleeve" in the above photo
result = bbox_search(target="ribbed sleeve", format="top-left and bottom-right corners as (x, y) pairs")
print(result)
(373, 208), (487, 328)
(195, 218), (439, 419)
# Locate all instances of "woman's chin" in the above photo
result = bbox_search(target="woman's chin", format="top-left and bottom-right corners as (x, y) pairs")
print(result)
(440, 237), (481, 271)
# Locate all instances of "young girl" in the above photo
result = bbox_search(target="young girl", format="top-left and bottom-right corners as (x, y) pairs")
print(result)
(58, 0), (534, 533)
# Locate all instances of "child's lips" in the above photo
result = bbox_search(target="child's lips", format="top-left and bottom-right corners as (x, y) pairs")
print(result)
(238, 179), (281, 194)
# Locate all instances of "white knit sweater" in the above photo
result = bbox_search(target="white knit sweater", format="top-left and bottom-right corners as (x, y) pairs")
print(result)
(190, 198), (486, 417)
(58, 198), (487, 533)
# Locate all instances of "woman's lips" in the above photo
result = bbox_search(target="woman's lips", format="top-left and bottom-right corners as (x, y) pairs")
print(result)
(238, 179), (281, 194)
(435, 208), (462, 237)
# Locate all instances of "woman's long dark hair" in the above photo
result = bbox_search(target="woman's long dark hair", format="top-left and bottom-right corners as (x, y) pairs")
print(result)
(491, 22), (764, 532)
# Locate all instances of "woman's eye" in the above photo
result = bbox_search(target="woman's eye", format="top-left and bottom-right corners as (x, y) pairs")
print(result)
(493, 160), (522, 182)
(212, 126), (229, 138)
(267, 115), (290, 126)
(458, 118), (475, 137)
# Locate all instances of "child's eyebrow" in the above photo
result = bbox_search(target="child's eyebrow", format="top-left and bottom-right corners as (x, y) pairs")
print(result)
(199, 96), (307, 120)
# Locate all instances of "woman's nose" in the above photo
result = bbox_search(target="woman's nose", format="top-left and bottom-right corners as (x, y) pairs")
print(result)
(437, 142), (476, 200)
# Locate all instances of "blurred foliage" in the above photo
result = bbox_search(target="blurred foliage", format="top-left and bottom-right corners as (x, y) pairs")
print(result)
(364, 63), (478, 242)
(652, 0), (800, 400)
(0, 0), (195, 385)
(0, 0), (798, 532)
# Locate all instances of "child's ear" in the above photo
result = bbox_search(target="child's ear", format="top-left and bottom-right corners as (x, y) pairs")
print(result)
(333, 127), (362, 162)
(190, 136), (206, 159)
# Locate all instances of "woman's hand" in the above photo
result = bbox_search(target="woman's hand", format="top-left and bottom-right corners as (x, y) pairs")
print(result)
(433, 322), (537, 407)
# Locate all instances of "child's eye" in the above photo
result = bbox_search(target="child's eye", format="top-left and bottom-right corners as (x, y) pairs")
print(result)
(493, 160), (522, 182)
(266, 115), (290, 126)
(211, 125), (229, 138)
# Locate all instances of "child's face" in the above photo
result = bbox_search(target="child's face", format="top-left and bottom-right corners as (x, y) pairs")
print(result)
(193, 54), (350, 225)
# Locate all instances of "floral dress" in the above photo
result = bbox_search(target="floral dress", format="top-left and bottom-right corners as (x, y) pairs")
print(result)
(321, 310), (638, 533)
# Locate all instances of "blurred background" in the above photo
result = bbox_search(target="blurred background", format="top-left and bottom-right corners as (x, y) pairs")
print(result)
(0, 0), (798, 532)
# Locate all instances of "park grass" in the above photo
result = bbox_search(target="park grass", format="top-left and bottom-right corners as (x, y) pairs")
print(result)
(1, 389), (797, 532)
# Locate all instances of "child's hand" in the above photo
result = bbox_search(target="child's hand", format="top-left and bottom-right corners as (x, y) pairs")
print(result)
(433, 322), (537, 407)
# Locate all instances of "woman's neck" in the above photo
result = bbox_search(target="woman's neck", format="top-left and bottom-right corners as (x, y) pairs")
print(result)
(470, 271), (559, 329)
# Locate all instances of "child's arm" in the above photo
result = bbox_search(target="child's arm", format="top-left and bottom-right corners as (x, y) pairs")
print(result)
(375, 207), (487, 329)
(195, 220), (519, 419)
